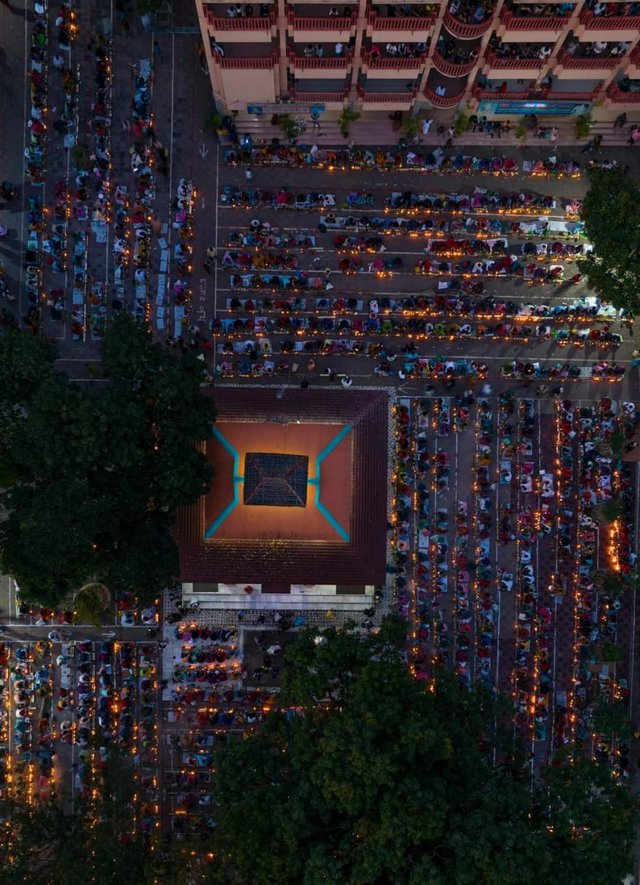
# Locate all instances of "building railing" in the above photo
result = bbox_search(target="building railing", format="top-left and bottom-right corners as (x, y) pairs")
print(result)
(216, 52), (278, 68)
(432, 48), (477, 76)
(290, 88), (348, 101)
(442, 10), (492, 39)
(606, 83), (640, 102)
(578, 9), (640, 29)
(471, 85), (533, 99)
(362, 50), (427, 68)
(287, 10), (353, 30)
(357, 86), (418, 101)
(424, 83), (466, 106)
(471, 83), (601, 100)
(498, 9), (568, 30)
(366, 9), (436, 30)
(484, 52), (545, 69)
(205, 10), (276, 30)
(557, 51), (620, 69)
(288, 50), (353, 69)
(544, 89), (602, 100)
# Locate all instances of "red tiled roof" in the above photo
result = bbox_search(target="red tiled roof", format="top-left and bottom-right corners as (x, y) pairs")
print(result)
(176, 386), (389, 587)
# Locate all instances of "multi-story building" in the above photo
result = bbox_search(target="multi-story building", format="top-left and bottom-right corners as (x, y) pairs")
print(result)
(194, 0), (640, 120)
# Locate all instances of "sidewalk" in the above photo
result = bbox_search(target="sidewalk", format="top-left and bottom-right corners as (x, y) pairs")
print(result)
(234, 115), (639, 149)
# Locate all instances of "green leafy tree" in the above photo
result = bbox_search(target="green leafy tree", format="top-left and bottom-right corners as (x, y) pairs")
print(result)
(0, 328), (56, 414)
(598, 499), (623, 524)
(0, 317), (215, 607)
(210, 623), (638, 884)
(594, 569), (625, 597)
(608, 427), (625, 457)
(73, 583), (110, 626)
(599, 641), (624, 663)
(101, 314), (214, 513)
(540, 758), (637, 885)
(592, 697), (631, 740)
(579, 168), (640, 314)
(0, 751), (158, 884)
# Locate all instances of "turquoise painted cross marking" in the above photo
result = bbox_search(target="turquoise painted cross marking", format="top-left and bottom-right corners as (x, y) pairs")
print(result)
(204, 424), (352, 541)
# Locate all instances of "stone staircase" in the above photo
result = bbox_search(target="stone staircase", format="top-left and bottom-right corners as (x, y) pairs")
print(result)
(232, 115), (639, 148)
(185, 589), (374, 612)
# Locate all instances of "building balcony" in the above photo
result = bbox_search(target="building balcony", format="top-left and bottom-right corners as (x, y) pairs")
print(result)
(606, 81), (640, 102)
(432, 48), (477, 76)
(290, 86), (348, 103)
(216, 51), (279, 68)
(286, 8), (354, 38)
(366, 8), (436, 38)
(288, 50), (353, 70)
(471, 82), (602, 101)
(442, 10), (492, 39)
(556, 51), (620, 70)
(498, 9), (568, 32)
(578, 9), (640, 31)
(484, 53), (545, 70)
(205, 9), (276, 31)
(424, 82), (466, 106)
(356, 85), (417, 108)
(362, 50), (427, 70)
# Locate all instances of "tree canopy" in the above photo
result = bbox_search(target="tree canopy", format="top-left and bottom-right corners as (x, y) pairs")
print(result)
(0, 316), (215, 606)
(578, 167), (640, 314)
(0, 750), (160, 885)
(210, 621), (638, 885)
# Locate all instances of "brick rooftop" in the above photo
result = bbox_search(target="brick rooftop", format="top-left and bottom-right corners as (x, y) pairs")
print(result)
(176, 386), (390, 586)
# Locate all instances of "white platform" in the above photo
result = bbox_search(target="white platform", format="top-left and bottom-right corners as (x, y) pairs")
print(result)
(182, 582), (374, 612)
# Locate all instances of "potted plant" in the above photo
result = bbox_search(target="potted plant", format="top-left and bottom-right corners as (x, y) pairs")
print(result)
(204, 110), (223, 134)
(401, 116), (421, 139)
(453, 111), (471, 137)
(575, 113), (592, 140)
(338, 107), (361, 138)
(278, 114), (301, 140)
(514, 120), (528, 140)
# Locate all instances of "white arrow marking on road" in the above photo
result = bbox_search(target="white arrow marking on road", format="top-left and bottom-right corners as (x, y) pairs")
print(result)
(199, 144), (209, 159)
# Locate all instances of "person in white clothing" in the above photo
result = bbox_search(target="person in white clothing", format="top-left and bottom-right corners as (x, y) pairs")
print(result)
(422, 118), (433, 135)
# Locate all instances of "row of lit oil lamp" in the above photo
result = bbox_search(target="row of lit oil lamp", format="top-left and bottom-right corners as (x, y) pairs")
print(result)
(559, 399), (632, 767)
(225, 220), (585, 244)
(169, 179), (197, 337)
(390, 403), (412, 625)
(223, 150), (583, 181)
(223, 293), (619, 326)
(517, 397), (551, 761)
(87, 40), (113, 336)
(570, 405), (608, 758)
(472, 396), (496, 690)
(211, 323), (623, 353)
(426, 397), (457, 677)
(26, 0), (50, 185)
